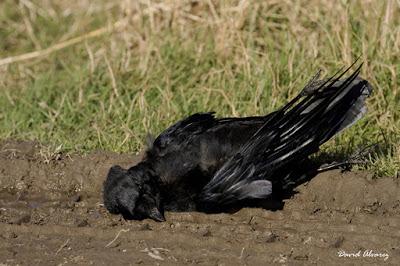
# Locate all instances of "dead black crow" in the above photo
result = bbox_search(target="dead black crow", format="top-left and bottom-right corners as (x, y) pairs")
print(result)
(103, 62), (372, 221)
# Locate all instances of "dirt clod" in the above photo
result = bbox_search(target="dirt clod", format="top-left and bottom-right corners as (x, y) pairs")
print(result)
(2, 231), (17, 239)
(10, 213), (31, 225)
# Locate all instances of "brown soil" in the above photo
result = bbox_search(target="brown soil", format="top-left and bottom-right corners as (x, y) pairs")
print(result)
(0, 140), (399, 265)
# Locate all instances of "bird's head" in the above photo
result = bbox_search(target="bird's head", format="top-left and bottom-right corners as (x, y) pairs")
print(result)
(103, 162), (165, 222)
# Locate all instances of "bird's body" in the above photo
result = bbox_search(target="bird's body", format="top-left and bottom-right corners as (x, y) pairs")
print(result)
(103, 63), (373, 221)
(147, 114), (274, 211)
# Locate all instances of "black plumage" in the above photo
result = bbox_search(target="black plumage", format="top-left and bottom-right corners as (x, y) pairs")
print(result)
(103, 63), (373, 221)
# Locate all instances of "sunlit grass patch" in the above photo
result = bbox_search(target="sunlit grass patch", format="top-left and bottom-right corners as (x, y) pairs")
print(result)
(0, 0), (398, 176)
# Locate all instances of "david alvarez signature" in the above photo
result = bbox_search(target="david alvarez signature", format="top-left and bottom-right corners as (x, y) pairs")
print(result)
(337, 250), (389, 261)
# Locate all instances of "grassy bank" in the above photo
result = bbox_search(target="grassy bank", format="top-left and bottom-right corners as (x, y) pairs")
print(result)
(0, 0), (399, 176)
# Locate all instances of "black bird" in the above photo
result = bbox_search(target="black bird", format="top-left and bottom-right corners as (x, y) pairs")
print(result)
(103, 63), (372, 221)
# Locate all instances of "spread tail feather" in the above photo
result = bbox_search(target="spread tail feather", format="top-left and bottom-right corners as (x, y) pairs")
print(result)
(199, 62), (373, 207)
(333, 78), (372, 133)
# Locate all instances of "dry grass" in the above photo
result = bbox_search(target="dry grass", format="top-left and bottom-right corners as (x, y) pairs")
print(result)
(0, 0), (399, 176)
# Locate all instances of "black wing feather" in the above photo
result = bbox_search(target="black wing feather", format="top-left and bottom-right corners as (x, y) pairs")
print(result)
(149, 112), (218, 157)
(199, 64), (372, 206)
(146, 111), (277, 185)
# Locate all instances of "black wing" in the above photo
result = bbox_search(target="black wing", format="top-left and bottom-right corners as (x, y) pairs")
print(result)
(148, 112), (218, 157)
(199, 63), (373, 206)
(148, 112), (276, 158)
(146, 112), (277, 185)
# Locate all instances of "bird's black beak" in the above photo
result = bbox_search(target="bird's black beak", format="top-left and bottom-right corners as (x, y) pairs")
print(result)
(148, 207), (165, 222)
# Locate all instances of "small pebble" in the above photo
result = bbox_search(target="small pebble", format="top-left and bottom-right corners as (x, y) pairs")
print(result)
(2, 231), (17, 239)
(331, 236), (345, 248)
(139, 223), (152, 231)
(294, 254), (309, 261)
(199, 227), (212, 237)
(76, 219), (89, 227)
(264, 231), (278, 243)
(70, 194), (81, 202)
(10, 213), (31, 225)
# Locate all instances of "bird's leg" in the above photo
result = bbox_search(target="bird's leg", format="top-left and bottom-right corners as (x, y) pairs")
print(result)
(316, 161), (363, 172)
(316, 144), (376, 173)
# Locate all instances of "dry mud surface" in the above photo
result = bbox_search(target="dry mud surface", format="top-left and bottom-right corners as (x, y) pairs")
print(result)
(0, 140), (399, 265)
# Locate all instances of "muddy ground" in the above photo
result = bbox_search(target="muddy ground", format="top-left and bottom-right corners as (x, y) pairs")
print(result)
(0, 140), (399, 265)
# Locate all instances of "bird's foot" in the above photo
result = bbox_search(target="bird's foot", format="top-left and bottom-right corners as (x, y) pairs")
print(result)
(317, 144), (376, 173)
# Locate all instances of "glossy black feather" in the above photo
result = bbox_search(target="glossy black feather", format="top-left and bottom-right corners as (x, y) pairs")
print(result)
(103, 113), (275, 218)
(103, 63), (373, 221)
(199, 64), (372, 207)
(147, 114), (276, 184)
